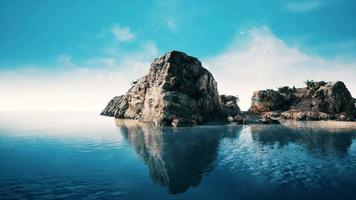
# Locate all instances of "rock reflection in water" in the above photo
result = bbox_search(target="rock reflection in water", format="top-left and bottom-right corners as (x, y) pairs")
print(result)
(115, 119), (241, 194)
(250, 121), (356, 155)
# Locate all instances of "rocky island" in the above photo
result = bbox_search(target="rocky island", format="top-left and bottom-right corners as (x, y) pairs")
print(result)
(102, 51), (356, 126)
(249, 81), (356, 121)
(101, 51), (242, 127)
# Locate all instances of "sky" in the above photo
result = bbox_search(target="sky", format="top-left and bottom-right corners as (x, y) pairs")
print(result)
(1, 0), (356, 111)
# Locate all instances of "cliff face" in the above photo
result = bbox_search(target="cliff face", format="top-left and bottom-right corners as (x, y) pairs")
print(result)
(249, 81), (356, 121)
(101, 51), (241, 126)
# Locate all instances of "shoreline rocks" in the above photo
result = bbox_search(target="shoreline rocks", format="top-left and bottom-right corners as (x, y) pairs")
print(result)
(249, 81), (356, 121)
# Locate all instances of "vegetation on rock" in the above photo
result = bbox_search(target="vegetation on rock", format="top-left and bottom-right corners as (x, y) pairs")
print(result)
(249, 81), (356, 121)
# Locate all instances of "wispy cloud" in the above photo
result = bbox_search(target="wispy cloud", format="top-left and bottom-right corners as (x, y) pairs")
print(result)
(55, 54), (76, 67)
(166, 18), (177, 31)
(206, 26), (356, 110)
(111, 24), (135, 42)
(285, 0), (322, 12)
(0, 39), (159, 111)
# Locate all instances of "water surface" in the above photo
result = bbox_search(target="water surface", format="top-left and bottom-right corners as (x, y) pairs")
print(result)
(0, 112), (356, 199)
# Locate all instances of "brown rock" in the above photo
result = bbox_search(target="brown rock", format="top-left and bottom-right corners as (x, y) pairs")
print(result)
(101, 51), (242, 126)
(220, 95), (242, 122)
(249, 81), (356, 121)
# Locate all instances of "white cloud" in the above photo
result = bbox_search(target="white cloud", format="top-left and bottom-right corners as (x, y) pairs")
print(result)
(0, 42), (159, 111)
(1, 25), (356, 112)
(205, 26), (356, 111)
(285, 0), (322, 12)
(112, 24), (135, 42)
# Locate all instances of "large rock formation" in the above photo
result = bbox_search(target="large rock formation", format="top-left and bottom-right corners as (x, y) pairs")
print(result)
(249, 81), (356, 121)
(101, 51), (241, 126)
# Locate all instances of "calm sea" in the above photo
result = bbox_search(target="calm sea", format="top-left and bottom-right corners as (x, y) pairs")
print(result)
(0, 111), (355, 200)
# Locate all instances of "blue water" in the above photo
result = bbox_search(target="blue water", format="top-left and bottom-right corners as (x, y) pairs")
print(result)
(0, 112), (356, 200)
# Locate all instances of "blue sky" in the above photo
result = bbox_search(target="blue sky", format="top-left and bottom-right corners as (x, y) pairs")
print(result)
(1, 0), (356, 67)
(1, 0), (356, 110)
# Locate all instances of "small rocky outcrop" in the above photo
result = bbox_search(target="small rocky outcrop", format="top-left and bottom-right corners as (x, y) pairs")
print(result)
(249, 81), (356, 121)
(101, 51), (242, 127)
(220, 95), (244, 123)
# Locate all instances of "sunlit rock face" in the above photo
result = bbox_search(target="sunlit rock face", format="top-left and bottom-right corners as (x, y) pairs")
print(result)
(249, 81), (356, 121)
(102, 51), (241, 126)
(115, 119), (240, 194)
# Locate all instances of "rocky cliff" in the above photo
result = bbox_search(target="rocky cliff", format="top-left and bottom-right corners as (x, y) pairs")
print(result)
(249, 81), (356, 121)
(101, 51), (241, 126)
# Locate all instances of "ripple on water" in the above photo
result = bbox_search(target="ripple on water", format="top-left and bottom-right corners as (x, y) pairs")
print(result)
(1, 113), (356, 199)
(217, 126), (356, 190)
(0, 177), (130, 200)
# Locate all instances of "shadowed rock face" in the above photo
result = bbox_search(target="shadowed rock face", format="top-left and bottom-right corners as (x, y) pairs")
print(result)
(101, 51), (241, 126)
(249, 81), (356, 121)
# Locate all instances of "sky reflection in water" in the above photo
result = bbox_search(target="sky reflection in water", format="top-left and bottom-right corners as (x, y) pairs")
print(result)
(0, 112), (355, 200)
